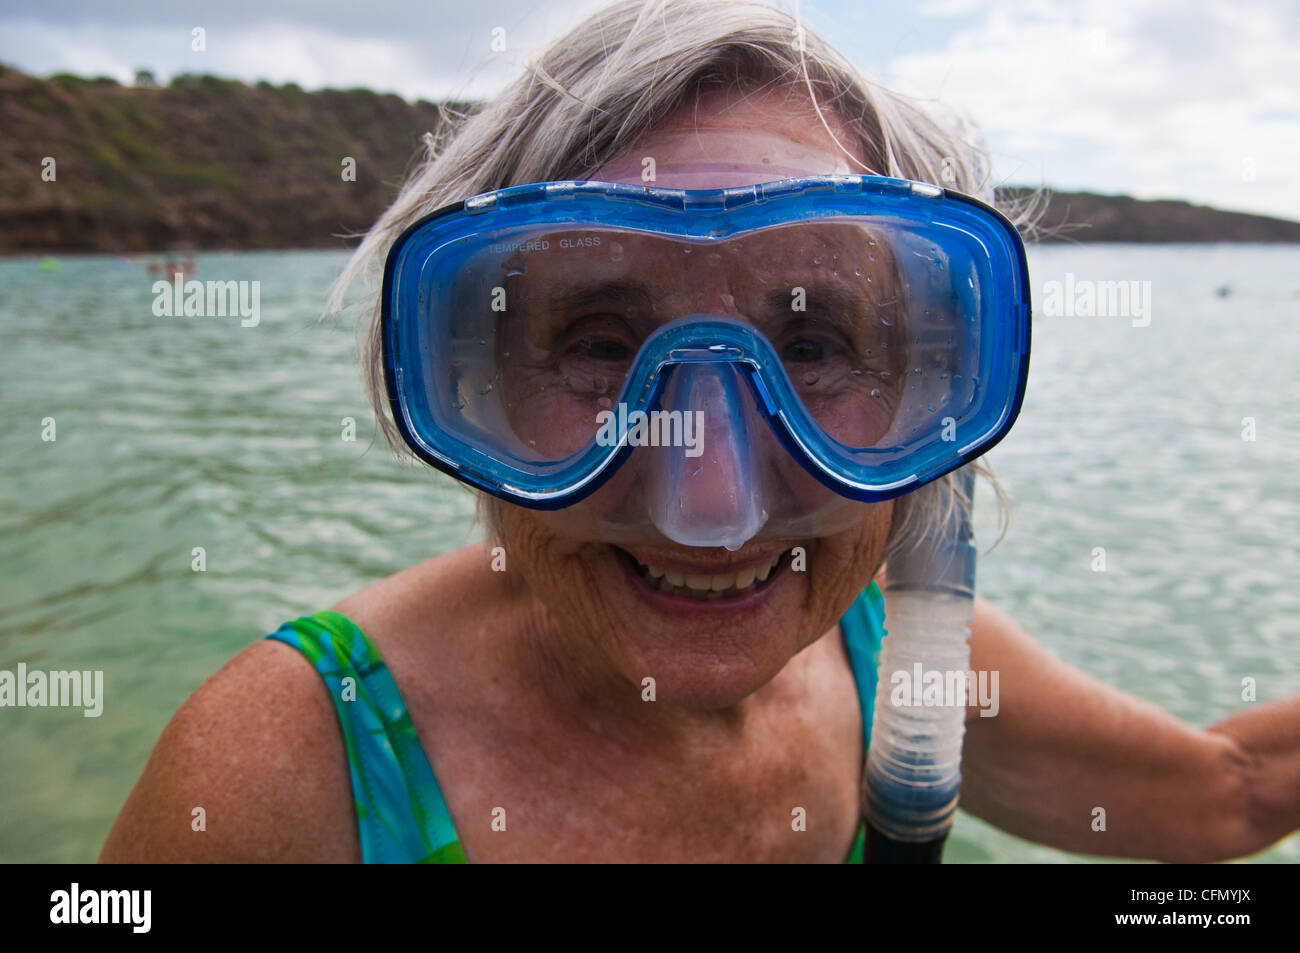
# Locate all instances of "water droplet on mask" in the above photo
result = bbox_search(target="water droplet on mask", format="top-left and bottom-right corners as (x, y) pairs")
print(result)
(596, 396), (612, 412)
(879, 316), (891, 327)
(928, 403), (935, 412)
(870, 388), (882, 399)
(853, 268), (862, 277)
(478, 338), (486, 346)
(879, 371), (891, 381)
(850, 369), (863, 376)
(479, 383), (493, 395)
(688, 465), (701, 478)
(802, 371), (819, 386)
(504, 264), (526, 278)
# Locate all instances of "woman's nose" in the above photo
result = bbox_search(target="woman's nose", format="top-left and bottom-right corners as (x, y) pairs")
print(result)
(647, 362), (768, 549)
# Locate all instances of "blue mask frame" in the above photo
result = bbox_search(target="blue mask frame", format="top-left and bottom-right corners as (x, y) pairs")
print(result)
(381, 175), (1031, 509)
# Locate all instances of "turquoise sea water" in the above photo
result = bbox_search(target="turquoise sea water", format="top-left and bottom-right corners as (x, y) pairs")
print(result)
(1, 245), (1297, 863)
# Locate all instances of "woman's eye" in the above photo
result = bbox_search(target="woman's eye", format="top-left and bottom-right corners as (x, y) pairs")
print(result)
(572, 336), (632, 361)
(781, 339), (825, 363)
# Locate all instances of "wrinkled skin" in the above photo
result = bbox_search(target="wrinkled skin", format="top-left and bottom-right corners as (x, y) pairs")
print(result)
(496, 84), (895, 713)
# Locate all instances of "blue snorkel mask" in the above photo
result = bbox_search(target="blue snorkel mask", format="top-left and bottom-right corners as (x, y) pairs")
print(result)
(382, 175), (1029, 550)
(381, 174), (1031, 861)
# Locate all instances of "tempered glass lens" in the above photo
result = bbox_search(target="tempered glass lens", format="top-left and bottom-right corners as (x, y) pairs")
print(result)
(413, 218), (984, 466)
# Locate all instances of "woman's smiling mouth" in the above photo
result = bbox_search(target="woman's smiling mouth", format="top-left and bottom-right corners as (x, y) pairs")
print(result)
(615, 546), (793, 602)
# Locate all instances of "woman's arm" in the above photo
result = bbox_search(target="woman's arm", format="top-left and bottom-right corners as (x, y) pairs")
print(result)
(959, 597), (1300, 862)
(99, 641), (358, 863)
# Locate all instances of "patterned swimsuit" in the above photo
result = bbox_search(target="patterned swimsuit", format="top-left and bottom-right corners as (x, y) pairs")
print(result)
(265, 581), (888, 863)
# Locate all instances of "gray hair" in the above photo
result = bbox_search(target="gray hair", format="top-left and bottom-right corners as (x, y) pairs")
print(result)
(329, 0), (1016, 558)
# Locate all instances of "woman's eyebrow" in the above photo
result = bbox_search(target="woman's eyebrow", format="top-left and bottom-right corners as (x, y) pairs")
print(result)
(547, 279), (655, 314)
(762, 283), (876, 327)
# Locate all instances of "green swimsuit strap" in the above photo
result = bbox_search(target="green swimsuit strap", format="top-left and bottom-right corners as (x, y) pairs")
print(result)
(839, 579), (888, 864)
(266, 611), (465, 863)
(839, 578), (887, 752)
(266, 580), (888, 864)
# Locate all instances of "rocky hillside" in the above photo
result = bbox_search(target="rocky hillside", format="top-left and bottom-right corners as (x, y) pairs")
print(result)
(2, 66), (1298, 253)
(1002, 187), (1300, 243)
(0, 66), (463, 253)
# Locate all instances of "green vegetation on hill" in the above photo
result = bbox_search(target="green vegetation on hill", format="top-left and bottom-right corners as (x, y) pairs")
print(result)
(997, 186), (1300, 243)
(1, 66), (1297, 253)
(0, 66), (470, 253)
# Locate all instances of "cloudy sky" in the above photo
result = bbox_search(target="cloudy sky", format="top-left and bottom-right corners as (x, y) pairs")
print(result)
(3, 0), (1297, 219)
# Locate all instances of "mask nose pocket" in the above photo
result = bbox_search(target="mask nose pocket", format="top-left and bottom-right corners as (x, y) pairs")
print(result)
(647, 362), (769, 550)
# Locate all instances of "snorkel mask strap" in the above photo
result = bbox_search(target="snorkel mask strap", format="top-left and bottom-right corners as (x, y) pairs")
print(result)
(864, 467), (977, 863)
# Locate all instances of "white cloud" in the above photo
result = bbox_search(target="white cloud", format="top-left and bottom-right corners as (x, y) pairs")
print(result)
(0, 1), (609, 100)
(885, 0), (1300, 218)
(915, 0), (988, 16)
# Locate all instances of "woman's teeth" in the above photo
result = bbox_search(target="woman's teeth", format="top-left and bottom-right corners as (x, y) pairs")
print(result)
(633, 551), (785, 600)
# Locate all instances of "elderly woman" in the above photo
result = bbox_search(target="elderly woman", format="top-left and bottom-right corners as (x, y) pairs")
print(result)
(101, 0), (1299, 863)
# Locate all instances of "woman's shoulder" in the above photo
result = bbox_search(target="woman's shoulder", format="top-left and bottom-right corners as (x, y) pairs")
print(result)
(328, 541), (497, 640)
(99, 542), (516, 864)
(100, 638), (358, 862)
(326, 542), (522, 705)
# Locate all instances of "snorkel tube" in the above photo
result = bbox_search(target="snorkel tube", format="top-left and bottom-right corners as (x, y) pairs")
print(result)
(862, 141), (999, 862)
(864, 467), (978, 863)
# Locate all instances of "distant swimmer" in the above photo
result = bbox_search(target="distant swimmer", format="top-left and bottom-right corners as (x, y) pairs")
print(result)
(146, 256), (197, 279)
